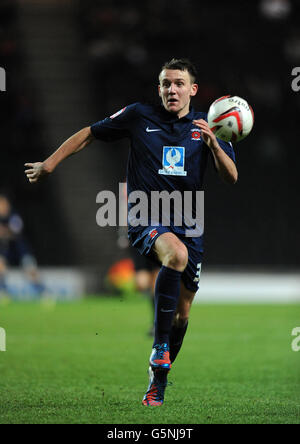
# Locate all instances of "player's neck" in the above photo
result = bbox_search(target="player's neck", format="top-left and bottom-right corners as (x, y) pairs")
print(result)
(160, 101), (192, 120)
(177, 109), (190, 119)
(175, 103), (191, 119)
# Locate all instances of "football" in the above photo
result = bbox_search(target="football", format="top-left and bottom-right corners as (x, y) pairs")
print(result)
(207, 95), (254, 143)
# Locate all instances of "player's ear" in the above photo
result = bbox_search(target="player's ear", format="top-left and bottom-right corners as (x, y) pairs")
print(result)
(158, 84), (162, 98)
(190, 83), (198, 97)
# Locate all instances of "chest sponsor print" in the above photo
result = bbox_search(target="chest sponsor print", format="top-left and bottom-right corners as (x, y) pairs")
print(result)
(158, 146), (187, 177)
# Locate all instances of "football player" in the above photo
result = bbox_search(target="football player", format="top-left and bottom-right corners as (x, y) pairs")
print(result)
(25, 58), (237, 406)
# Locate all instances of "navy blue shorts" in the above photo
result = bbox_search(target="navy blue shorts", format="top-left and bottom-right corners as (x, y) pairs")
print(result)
(128, 226), (203, 293)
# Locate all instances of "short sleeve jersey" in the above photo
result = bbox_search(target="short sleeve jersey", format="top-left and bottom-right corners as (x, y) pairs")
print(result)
(91, 102), (236, 239)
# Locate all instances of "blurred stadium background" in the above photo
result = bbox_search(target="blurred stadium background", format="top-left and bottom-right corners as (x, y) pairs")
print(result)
(1, 0), (300, 302)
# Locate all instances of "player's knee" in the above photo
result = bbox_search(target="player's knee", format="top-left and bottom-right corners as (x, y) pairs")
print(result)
(164, 246), (188, 272)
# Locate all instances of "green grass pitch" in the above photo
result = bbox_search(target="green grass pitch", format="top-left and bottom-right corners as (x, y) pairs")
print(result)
(0, 296), (299, 424)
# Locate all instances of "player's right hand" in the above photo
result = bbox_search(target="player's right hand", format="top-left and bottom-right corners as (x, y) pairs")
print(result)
(24, 162), (50, 183)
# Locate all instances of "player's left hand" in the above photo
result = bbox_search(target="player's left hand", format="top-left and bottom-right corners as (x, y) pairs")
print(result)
(192, 119), (219, 151)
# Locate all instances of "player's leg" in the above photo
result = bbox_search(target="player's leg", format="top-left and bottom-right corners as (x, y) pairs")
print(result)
(143, 280), (194, 407)
(148, 268), (159, 336)
(169, 241), (202, 364)
(150, 232), (188, 365)
(144, 283), (195, 406)
(142, 232), (188, 406)
(154, 232), (188, 272)
(169, 281), (196, 363)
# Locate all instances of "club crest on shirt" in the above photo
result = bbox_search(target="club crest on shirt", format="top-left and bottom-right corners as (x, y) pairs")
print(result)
(149, 229), (158, 239)
(110, 107), (127, 119)
(159, 146), (187, 176)
(191, 128), (201, 141)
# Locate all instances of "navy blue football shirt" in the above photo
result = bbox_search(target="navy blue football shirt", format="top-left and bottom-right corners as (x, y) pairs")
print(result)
(91, 102), (236, 239)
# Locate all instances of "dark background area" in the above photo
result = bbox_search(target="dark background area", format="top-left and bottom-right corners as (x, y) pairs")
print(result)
(0, 0), (299, 269)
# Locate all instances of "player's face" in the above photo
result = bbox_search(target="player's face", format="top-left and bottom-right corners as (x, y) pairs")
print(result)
(158, 69), (198, 118)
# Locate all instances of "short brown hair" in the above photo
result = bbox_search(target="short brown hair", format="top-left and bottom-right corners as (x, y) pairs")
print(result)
(159, 58), (198, 84)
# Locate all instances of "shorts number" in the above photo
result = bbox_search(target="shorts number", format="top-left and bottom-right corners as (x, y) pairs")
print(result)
(193, 263), (202, 284)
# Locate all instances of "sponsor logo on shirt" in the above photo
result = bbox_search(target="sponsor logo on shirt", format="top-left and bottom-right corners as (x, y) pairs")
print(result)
(159, 147), (187, 177)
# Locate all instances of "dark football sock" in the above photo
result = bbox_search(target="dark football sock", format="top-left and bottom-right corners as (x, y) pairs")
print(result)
(151, 292), (155, 326)
(169, 321), (189, 363)
(153, 266), (182, 347)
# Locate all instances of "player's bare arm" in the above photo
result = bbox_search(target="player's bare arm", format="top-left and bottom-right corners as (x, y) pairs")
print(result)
(24, 126), (94, 184)
(193, 119), (238, 185)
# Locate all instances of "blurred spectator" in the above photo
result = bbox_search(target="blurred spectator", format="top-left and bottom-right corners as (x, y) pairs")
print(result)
(259, 0), (291, 20)
(0, 193), (44, 297)
(106, 258), (136, 294)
